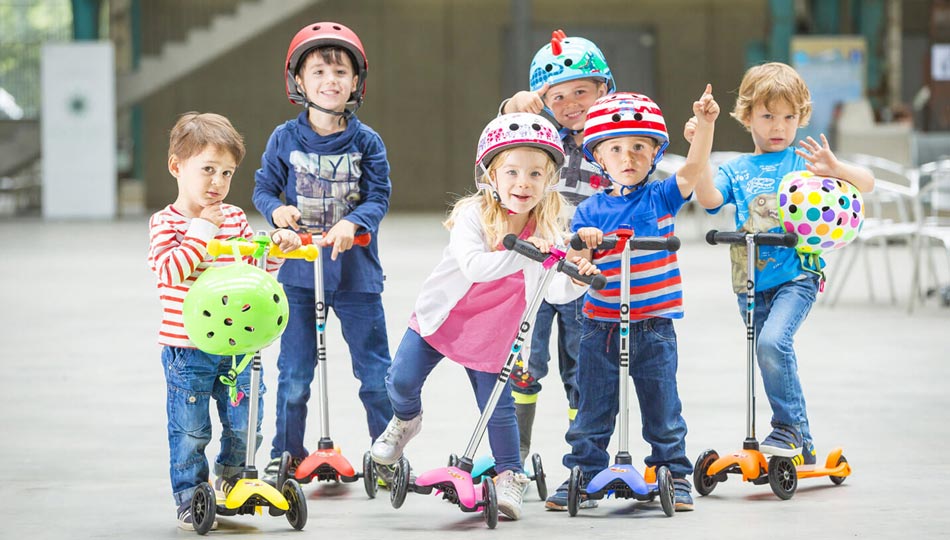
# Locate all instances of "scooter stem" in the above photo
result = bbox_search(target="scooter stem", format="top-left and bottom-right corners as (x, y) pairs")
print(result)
(744, 234), (758, 449)
(617, 235), (632, 461)
(314, 244), (333, 447)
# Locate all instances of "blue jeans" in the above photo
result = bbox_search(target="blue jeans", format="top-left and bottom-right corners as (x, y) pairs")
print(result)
(564, 317), (691, 479)
(737, 275), (819, 446)
(512, 298), (583, 410)
(271, 285), (393, 459)
(386, 328), (522, 473)
(162, 346), (264, 506)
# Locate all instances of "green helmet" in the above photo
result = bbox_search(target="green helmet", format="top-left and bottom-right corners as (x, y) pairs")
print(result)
(183, 263), (289, 355)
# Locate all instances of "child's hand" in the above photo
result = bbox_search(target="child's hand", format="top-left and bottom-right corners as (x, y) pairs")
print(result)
(272, 205), (302, 230)
(569, 255), (600, 286)
(576, 227), (604, 249)
(692, 84), (720, 124)
(795, 134), (840, 177)
(683, 116), (697, 144)
(506, 83), (550, 115)
(271, 229), (302, 254)
(319, 219), (358, 261)
(525, 236), (553, 253)
(199, 203), (226, 227)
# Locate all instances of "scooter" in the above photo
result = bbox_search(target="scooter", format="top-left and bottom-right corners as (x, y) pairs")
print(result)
(692, 230), (851, 501)
(387, 234), (606, 528)
(278, 231), (381, 498)
(447, 452), (547, 501)
(565, 231), (682, 517)
(190, 234), (317, 534)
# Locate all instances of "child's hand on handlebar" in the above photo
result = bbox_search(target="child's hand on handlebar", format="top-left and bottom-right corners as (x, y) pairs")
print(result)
(569, 256), (600, 286)
(271, 229), (302, 253)
(525, 236), (553, 253)
(320, 219), (358, 261)
(576, 227), (604, 249)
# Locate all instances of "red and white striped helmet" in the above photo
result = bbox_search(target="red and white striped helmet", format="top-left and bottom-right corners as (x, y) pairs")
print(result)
(582, 93), (669, 173)
(475, 113), (565, 182)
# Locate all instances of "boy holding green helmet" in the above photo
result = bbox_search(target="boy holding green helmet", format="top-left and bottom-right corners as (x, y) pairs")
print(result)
(147, 112), (300, 530)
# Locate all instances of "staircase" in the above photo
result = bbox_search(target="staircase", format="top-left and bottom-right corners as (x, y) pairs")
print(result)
(118, 0), (322, 107)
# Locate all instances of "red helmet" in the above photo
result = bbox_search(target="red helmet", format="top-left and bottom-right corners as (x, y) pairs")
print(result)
(285, 22), (368, 111)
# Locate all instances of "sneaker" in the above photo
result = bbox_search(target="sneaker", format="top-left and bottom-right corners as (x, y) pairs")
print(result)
(495, 470), (530, 520)
(673, 478), (694, 512)
(375, 462), (396, 489)
(213, 476), (234, 501)
(760, 425), (803, 458)
(371, 414), (422, 466)
(262, 455), (301, 486)
(177, 500), (218, 531)
(545, 479), (598, 511)
(793, 441), (817, 467)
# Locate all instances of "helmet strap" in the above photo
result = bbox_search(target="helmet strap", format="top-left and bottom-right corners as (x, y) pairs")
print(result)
(219, 354), (253, 406)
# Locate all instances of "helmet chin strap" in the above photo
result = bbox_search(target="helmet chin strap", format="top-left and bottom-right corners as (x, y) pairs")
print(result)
(294, 78), (363, 124)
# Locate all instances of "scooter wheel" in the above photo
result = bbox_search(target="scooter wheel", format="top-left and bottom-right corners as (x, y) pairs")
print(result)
(191, 482), (217, 535)
(829, 455), (848, 485)
(363, 450), (378, 498)
(694, 449), (720, 496)
(768, 456), (797, 500)
(277, 450), (292, 488)
(567, 466), (582, 517)
(390, 456), (410, 509)
(282, 478), (308, 530)
(657, 465), (675, 517)
(482, 475), (498, 529)
(531, 453), (547, 501)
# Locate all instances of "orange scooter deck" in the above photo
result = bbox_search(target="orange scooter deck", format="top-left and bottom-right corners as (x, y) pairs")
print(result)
(707, 449), (770, 482)
(796, 447), (851, 480)
(296, 448), (358, 481)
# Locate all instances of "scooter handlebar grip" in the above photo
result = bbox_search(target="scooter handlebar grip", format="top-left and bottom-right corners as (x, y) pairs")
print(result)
(756, 232), (798, 247)
(706, 230), (746, 245)
(353, 232), (372, 247)
(502, 234), (548, 263)
(559, 260), (607, 290)
(628, 236), (680, 252)
(268, 243), (320, 261)
(569, 233), (618, 251)
(207, 239), (256, 258)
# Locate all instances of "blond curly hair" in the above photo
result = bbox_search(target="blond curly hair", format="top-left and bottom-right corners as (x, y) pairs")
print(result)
(731, 62), (812, 129)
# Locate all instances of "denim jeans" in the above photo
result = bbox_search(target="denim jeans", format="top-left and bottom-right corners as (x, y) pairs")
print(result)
(271, 285), (393, 460)
(564, 317), (691, 479)
(386, 328), (522, 473)
(737, 275), (819, 447)
(162, 346), (264, 506)
(512, 297), (583, 410)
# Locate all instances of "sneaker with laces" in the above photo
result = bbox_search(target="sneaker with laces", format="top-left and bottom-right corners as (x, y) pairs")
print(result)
(371, 414), (422, 466)
(544, 479), (598, 511)
(177, 500), (218, 531)
(673, 478), (694, 511)
(760, 425), (803, 458)
(495, 470), (530, 520)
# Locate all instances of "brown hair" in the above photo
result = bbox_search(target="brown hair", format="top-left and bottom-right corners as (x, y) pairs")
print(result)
(297, 46), (357, 75)
(731, 62), (812, 129)
(168, 112), (245, 165)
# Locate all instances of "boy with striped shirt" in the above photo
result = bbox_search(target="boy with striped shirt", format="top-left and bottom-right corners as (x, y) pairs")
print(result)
(147, 112), (300, 530)
(552, 88), (719, 512)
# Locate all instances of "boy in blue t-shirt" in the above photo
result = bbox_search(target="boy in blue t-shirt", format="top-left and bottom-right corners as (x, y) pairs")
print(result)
(252, 22), (394, 482)
(550, 87), (719, 512)
(688, 62), (873, 465)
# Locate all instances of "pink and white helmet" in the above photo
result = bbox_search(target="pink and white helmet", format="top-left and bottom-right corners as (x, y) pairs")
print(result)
(582, 93), (669, 174)
(475, 113), (565, 184)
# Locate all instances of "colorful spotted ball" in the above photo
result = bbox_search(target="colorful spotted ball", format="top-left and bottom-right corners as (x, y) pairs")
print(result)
(778, 170), (864, 254)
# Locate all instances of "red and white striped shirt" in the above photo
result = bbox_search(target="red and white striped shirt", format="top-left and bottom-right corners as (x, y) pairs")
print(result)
(147, 204), (282, 348)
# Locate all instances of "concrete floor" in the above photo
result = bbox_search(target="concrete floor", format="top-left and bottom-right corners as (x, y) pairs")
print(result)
(2, 210), (948, 539)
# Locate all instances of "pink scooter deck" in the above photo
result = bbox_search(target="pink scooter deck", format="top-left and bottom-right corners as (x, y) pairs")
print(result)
(414, 466), (479, 510)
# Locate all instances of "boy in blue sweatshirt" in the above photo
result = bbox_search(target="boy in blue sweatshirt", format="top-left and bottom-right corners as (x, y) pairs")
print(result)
(252, 21), (393, 483)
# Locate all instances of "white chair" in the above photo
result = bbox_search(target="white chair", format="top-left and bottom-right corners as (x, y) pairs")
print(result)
(823, 154), (919, 308)
(910, 159), (950, 311)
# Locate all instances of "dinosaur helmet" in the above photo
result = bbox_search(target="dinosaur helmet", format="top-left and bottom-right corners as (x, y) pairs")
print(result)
(529, 30), (615, 94)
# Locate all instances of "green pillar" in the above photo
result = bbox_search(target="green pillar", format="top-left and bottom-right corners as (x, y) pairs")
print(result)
(812, 0), (841, 34)
(855, 0), (885, 106)
(71, 0), (102, 40)
(768, 0), (795, 63)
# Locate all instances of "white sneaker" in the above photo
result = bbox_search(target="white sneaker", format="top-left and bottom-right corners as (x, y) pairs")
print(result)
(495, 470), (530, 520)
(371, 414), (422, 465)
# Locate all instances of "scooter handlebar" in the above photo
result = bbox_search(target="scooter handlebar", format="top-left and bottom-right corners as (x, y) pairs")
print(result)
(207, 238), (320, 261)
(569, 233), (681, 252)
(705, 230), (797, 247)
(298, 231), (372, 248)
(502, 234), (606, 290)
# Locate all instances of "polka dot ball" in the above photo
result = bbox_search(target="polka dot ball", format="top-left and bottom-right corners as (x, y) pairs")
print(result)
(777, 170), (864, 254)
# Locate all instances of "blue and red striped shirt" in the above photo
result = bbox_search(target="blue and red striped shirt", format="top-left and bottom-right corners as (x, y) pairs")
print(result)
(571, 175), (689, 322)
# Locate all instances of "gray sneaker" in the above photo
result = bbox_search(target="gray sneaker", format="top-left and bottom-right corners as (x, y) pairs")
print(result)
(495, 470), (530, 520)
(760, 425), (803, 458)
(371, 414), (422, 466)
(544, 479), (598, 511)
